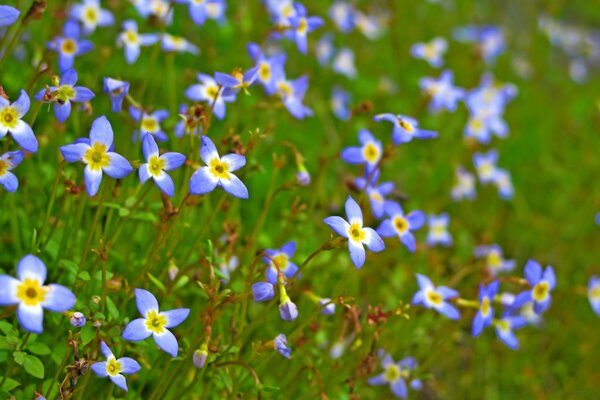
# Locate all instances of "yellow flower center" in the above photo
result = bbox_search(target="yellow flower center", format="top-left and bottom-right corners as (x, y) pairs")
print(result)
(397, 118), (414, 133)
(271, 253), (288, 270)
(145, 310), (167, 334)
(282, 4), (294, 17)
(0, 160), (8, 176)
(61, 38), (78, 55)
(470, 118), (484, 131)
(277, 82), (293, 98)
(209, 158), (230, 180)
(16, 278), (47, 306)
(141, 117), (159, 133)
(362, 143), (379, 163)
(370, 191), (383, 203)
(84, 142), (110, 171)
(589, 286), (600, 300)
(125, 30), (138, 44)
(532, 281), (550, 302)
(148, 155), (165, 177)
(486, 251), (502, 269)
(298, 18), (307, 34)
(106, 357), (122, 377)
(497, 319), (510, 332)
(426, 289), (442, 306)
(393, 216), (408, 234)
(481, 297), (491, 317)
(259, 63), (271, 81)
(431, 224), (446, 236)
(424, 43), (437, 60)
(84, 6), (98, 24)
(384, 364), (401, 382)
(56, 85), (76, 103)
(479, 162), (493, 177)
(206, 85), (219, 101)
(0, 107), (18, 129)
(348, 223), (365, 242)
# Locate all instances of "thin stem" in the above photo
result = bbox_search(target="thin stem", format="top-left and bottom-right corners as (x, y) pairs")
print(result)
(78, 182), (109, 275)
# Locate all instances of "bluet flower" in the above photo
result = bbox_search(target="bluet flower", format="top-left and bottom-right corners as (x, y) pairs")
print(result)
(494, 168), (514, 200)
(472, 281), (500, 336)
(511, 260), (556, 314)
(252, 282), (274, 302)
(189, 135), (249, 198)
(331, 86), (351, 120)
(419, 70), (465, 112)
(122, 288), (190, 357)
(376, 201), (425, 253)
(368, 353), (418, 399)
(247, 43), (287, 95)
(0, 90), (37, 152)
(215, 66), (259, 97)
(0, 151), (24, 192)
(103, 78), (129, 112)
(474, 244), (515, 275)
(411, 37), (447, 67)
(426, 213), (452, 247)
(451, 167), (476, 200)
(323, 196), (385, 268)
(412, 274), (460, 319)
(0, 255), (76, 333)
(117, 20), (159, 64)
(332, 48), (357, 78)
(161, 33), (199, 54)
(340, 129), (382, 172)
(129, 106), (169, 142)
(263, 242), (298, 285)
(355, 169), (394, 219)
(274, 333), (291, 358)
(174, 0), (222, 26)
(48, 20), (93, 73)
(185, 74), (235, 120)
(91, 341), (141, 391)
(70, 0), (114, 34)
(0, 5), (19, 27)
(374, 114), (437, 145)
(315, 34), (334, 65)
(35, 68), (95, 123)
(473, 150), (499, 184)
(495, 313), (527, 349)
(59, 115), (133, 196)
(274, 74), (313, 119)
(139, 134), (186, 197)
(285, 3), (323, 54)
(588, 277), (600, 317)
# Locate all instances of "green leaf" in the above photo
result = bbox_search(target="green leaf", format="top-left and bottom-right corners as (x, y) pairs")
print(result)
(0, 321), (13, 335)
(0, 377), (20, 391)
(23, 355), (45, 379)
(80, 324), (96, 346)
(78, 271), (91, 281)
(147, 272), (166, 293)
(118, 207), (131, 217)
(59, 259), (79, 275)
(13, 351), (26, 365)
(105, 297), (120, 320)
(27, 342), (51, 356)
(173, 275), (189, 291)
(130, 211), (158, 222)
(93, 270), (114, 280)
(259, 384), (280, 392)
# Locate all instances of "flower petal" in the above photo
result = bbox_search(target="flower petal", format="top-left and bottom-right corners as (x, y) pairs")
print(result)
(162, 308), (190, 328)
(153, 329), (179, 357)
(0, 172), (18, 192)
(42, 284), (76, 312)
(0, 275), (20, 305)
(161, 152), (186, 171)
(110, 374), (128, 391)
(221, 153), (246, 172)
(362, 228), (384, 252)
(189, 167), (218, 195)
(60, 142), (89, 162)
(122, 318), (151, 341)
(73, 86), (95, 103)
(348, 240), (366, 268)
(390, 378), (408, 398)
(17, 303), (44, 333)
(154, 171), (175, 197)
(84, 165), (103, 196)
(199, 135), (219, 164)
(17, 255), (46, 282)
(118, 357), (141, 374)
(103, 152), (133, 179)
(13, 90), (30, 117)
(220, 173), (249, 199)
(407, 211), (426, 230)
(135, 288), (159, 316)
(323, 216), (350, 238)
(91, 361), (108, 377)
(10, 120), (37, 153)
(90, 115), (114, 147)
(100, 341), (114, 358)
(344, 196), (362, 224)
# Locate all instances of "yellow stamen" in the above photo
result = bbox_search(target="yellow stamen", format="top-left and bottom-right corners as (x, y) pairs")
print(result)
(209, 158), (230, 180)
(532, 281), (549, 302)
(141, 117), (159, 133)
(426, 289), (442, 306)
(61, 39), (77, 55)
(0, 107), (19, 129)
(83, 142), (110, 171)
(16, 278), (47, 306)
(148, 155), (166, 177)
(393, 216), (408, 234)
(348, 223), (365, 242)
(362, 143), (379, 163)
(145, 310), (167, 334)
(106, 357), (122, 377)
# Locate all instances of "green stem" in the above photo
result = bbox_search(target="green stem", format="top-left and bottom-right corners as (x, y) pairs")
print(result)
(78, 182), (109, 275)
(36, 161), (64, 250)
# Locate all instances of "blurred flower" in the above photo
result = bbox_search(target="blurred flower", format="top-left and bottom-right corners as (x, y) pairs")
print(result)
(329, 2), (355, 32)
(494, 168), (514, 200)
(368, 353), (418, 399)
(355, 169), (394, 220)
(315, 34), (334, 65)
(473, 150), (499, 184)
(331, 86), (351, 120)
(71, 0), (114, 34)
(411, 37), (447, 67)
(511, 260), (556, 315)
(70, 311), (86, 327)
(175, 0), (224, 26)
(323, 196), (385, 268)
(264, 242), (298, 285)
(588, 277), (600, 317)
(215, 66), (259, 97)
(139, 134), (186, 197)
(161, 33), (199, 54)
(451, 167), (476, 200)
(472, 281), (499, 336)
(374, 114), (437, 145)
(185, 73), (235, 120)
(474, 244), (515, 275)
(117, 20), (159, 64)
(453, 25), (505, 63)
(35, 68), (95, 123)
(91, 341), (141, 391)
(426, 213), (452, 247)
(274, 333), (291, 358)
(0, 255), (76, 333)
(332, 47), (357, 78)
(0, 151), (24, 192)
(341, 129), (382, 172)
(377, 201), (425, 253)
(412, 274), (460, 320)
(0, 5), (20, 27)
(275, 74), (313, 119)
(103, 78), (130, 112)
(0, 90), (37, 152)
(129, 106), (169, 142)
(59, 115), (134, 196)
(247, 43), (287, 95)
(252, 282), (274, 302)
(419, 70), (465, 112)
(285, 3), (323, 54)
(189, 135), (249, 198)
(48, 20), (94, 73)
(495, 313), (527, 349)
(122, 288), (190, 357)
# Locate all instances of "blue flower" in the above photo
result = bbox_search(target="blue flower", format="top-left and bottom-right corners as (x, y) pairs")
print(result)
(189, 135), (249, 199)
(315, 34), (335, 66)
(474, 244), (515, 275)
(48, 20), (93, 73)
(493, 168), (514, 200)
(411, 274), (460, 320)
(35, 68), (95, 123)
(454, 25), (505, 63)
(464, 113), (507, 144)
(279, 287), (298, 321)
(0, 90), (37, 152)
(331, 86), (351, 120)
(340, 129), (382, 172)
(376, 201), (425, 253)
(332, 48), (357, 78)
(0, 5), (20, 27)
(91, 341), (141, 391)
(274, 333), (291, 358)
(511, 260), (556, 314)
(103, 78), (130, 112)
(588, 277), (600, 317)
(117, 20), (159, 64)
(215, 66), (259, 97)
(252, 282), (274, 302)
(129, 106), (169, 142)
(451, 166), (476, 200)
(426, 213), (452, 247)
(185, 74), (235, 120)
(473, 150), (499, 184)
(285, 3), (323, 54)
(354, 169), (394, 219)
(70, 311), (86, 327)
(263, 242), (298, 285)
(175, 0), (226, 26)
(161, 33), (199, 55)
(139, 134), (186, 197)
(495, 313), (527, 349)
(472, 280), (500, 336)
(70, 0), (114, 34)
(247, 43), (287, 95)
(122, 288), (190, 357)
(374, 113), (437, 145)
(0, 151), (24, 192)
(329, 2), (355, 32)
(319, 298), (336, 315)
(59, 115), (134, 196)
(410, 37), (447, 67)
(368, 353), (417, 399)
(0, 255), (76, 333)
(323, 196), (385, 268)
(274, 74), (313, 119)
(419, 70), (465, 112)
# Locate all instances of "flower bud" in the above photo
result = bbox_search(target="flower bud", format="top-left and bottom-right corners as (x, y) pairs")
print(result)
(69, 311), (86, 327)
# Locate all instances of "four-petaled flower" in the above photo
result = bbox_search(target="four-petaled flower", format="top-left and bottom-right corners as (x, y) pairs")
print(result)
(341, 129), (382, 173)
(103, 77), (130, 112)
(91, 341), (141, 391)
(35, 68), (95, 123)
(122, 288), (190, 357)
(48, 20), (93, 73)
(59, 115), (134, 196)
(139, 134), (186, 197)
(189, 135), (249, 199)
(411, 37), (447, 67)
(511, 260), (556, 314)
(185, 73), (234, 120)
(263, 241), (299, 285)
(412, 274), (460, 320)
(130, 106), (169, 142)
(0, 151), (24, 192)
(495, 312), (527, 349)
(472, 280), (500, 336)
(376, 201), (425, 253)
(374, 114), (438, 145)
(117, 20), (159, 64)
(285, 3), (324, 54)
(0, 90), (37, 152)
(0, 255), (76, 333)
(426, 213), (452, 247)
(323, 196), (385, 268)
(70, 0), (114, 34)
(368, 353), (420, 399)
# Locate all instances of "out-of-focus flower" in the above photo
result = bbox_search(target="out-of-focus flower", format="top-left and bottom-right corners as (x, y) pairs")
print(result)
(48, 20), (94, 73)
(90, 341), (141, 391)
(426, 213), (452, 247)
(129, 106), (169, 142)
(419, 70), (465, 112)
(103, 78), (130, 112)
(264, 242), (298, 285)
(377, 201), (425, 253)
(70, 0), (114, 34)
(495, 312), (527, 349)
(0, 151), (24, 192)
(411, 37), (447, 67)
(451, 167), (476, 200)
(341, 129), (382, 173)
(511, 260), (556, 315)
(588, 277), (600, 317)
(185, 74), (235, 120)
(161, 34), (199, 54)
(355, 169), (395, 219)
(368, 353), (418, 398)
(331, 86), (351, 120)
(0, 90), (37, 152)
(35, 68), (95, 123)
(412, 274), (460, 320)
(474, 244), (515, 275)
(472, 281), (499, 336)
(274, 333), (291, 358)
(374, 114), (437, 145)
(332, 48), (357, 78)
(117, 20), (159, 64)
